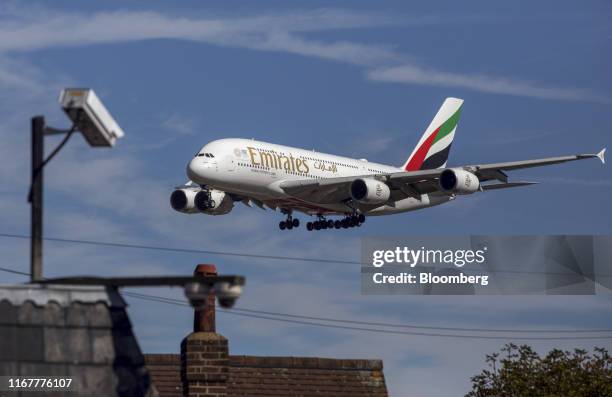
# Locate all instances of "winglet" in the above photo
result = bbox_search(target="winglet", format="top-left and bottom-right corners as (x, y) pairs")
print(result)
(597, 148), (606, 164)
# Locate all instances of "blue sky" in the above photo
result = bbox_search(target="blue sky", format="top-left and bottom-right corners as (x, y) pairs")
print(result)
(0, 2), (611, 396)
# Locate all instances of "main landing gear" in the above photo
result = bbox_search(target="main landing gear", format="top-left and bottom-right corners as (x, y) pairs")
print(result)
(279, 215), (300, 230)
(306, 213), (366, 231)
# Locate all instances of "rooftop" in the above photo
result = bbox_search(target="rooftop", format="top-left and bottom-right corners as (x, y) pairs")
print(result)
(0, 284), (157, 396)
(145, 353), (387, 397)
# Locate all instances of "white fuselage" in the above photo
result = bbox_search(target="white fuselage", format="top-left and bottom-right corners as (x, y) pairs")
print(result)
(186, 138), (451, 216)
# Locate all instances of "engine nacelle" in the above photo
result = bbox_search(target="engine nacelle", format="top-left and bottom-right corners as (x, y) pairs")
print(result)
(350, 178), (390, 204)
(170, 188), (200, 213)
(439, 169), (480, 194)
(194, 189), (234, 215)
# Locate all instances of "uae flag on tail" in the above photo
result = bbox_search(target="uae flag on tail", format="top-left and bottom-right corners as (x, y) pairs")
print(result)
(403, 97), (463, 171)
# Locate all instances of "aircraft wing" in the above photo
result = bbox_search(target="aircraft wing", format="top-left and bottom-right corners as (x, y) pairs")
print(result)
(463, 149), (606, 182)
(387, 148), (606, 185)
(279, 149), (605, 206)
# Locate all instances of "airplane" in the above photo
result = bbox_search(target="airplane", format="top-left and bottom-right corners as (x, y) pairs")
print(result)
(171, 97), (606, 231)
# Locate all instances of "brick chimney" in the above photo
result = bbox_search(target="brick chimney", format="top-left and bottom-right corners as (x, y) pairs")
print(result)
(181, 264), (229, 397)
(193, 264), (217, 333)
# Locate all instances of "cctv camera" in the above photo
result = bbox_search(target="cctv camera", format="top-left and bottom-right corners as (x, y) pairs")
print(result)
(59, 88), (124, 147)
(184, 281), (211, 308)
(214, 282), (242, 308)
(218, 297), (237, 309)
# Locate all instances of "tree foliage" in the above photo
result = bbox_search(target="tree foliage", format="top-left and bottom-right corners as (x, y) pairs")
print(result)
(466, 344), (611, 397)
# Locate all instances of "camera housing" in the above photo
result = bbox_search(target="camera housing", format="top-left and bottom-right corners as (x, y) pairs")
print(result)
(184, 281), (211, 308)
(214, 282), (243, 308)
(59, 88), (125, 147)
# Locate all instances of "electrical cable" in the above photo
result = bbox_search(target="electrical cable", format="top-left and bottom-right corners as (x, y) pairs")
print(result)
(27, 124), (77, 203)
(120, 291), (612, 341)
(1, 233), (611, 278)
(122, 290), (612, 334)
(2, 265), (611, 340)
(0, 232), (359, 266)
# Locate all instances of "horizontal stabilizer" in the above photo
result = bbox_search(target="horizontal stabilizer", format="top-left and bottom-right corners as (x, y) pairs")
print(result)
(481, 181), (539, 191)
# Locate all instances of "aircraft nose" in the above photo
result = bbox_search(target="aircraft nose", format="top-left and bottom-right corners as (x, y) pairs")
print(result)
(186, 158), (202, 182)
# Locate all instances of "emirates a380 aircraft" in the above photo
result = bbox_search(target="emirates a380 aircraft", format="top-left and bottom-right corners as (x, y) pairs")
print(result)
(171, 98), (605, 231)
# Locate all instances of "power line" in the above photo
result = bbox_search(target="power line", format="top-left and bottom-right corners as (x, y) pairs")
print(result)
(1, 264), (610, 340)
(123, 291), (612, 334)
(121, 291), (612, 341)
(0, 266), (31, 277)
(3, 262), (610, 335)
(1, 233), (610, 278)
(0, 232), (359, 265)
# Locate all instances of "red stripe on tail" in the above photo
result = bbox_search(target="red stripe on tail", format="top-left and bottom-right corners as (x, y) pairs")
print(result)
(404, 127), (440, 171)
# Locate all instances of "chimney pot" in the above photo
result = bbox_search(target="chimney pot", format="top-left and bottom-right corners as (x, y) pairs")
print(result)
(193, 264), (217, 332)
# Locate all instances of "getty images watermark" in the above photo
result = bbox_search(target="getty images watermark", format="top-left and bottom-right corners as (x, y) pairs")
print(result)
(361, 236), (612, 295)
(371, 245), (489, 287)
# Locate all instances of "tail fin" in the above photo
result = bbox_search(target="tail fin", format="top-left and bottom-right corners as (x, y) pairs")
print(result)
(402, 97), (463, 171)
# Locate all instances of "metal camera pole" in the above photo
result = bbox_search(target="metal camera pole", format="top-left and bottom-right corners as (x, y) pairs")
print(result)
(27, 88), (126, 283)
(29, 116), (75, 282)
(30, 116), (45, 282)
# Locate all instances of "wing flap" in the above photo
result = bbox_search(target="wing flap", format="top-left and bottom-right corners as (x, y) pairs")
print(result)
(481, 181), (539, 190)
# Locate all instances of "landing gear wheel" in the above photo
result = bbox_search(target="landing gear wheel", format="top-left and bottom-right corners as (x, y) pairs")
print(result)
(307, 222), (314, 231)
(334, 220), (341, 229)
(327, 220), (334, 229)
(321, 221), (328, 229)
(279, 213), (299, 231)
(358, 213), (366, 223)
(341, 219), (349, 228)
(314, 221), (321, 230)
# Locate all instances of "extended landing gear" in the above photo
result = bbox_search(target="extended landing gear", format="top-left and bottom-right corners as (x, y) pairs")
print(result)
(279, 215), (300, 230)
(306, 216), (334, 231)
(306, 213), (366, 231)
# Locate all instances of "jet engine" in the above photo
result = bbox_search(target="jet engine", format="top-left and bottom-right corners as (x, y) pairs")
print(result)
(439, 169), (479, 194)
(194, 189), (234, 215)
(171, 188), (234, 215)
(170, 188), (200, 213)
(350, 178), (390, 204)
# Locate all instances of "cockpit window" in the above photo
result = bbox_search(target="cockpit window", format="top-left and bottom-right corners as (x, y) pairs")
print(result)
(196, 152), (215, 158)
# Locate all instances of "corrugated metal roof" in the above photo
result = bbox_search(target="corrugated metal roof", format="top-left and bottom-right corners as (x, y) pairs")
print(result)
(0, 283), (125, 307)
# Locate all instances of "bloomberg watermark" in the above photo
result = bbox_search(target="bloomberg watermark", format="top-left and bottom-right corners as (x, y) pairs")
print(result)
(361, 236), (612, 295)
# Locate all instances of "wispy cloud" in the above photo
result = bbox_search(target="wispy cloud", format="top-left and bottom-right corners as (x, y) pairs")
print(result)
(368, 65), (612, 104)
(161, 113), (196, 136)
(0, 7), (609, 104)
